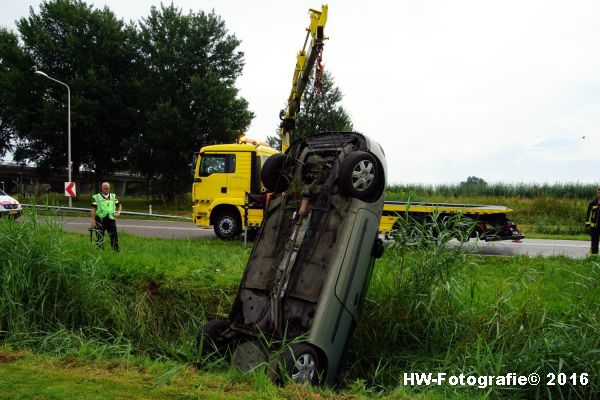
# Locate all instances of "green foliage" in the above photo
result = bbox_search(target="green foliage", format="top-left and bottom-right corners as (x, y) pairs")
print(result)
(267, 71), (353, 150)
(4, 0), (140, 179)
(0, 213), (243, 360)
(387, 182), (599, 200)
(0, 28), (29, 157)
(1, 215), (599, 399)
(128, 4), (253, 195)
(343, 218), (600, 399)
(0, 0), (253, 195)
(460, 176), (487, 186)
(295, 70), (353, 138)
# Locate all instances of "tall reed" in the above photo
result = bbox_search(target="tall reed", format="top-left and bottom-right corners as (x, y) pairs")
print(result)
(342, 213), (599, 398)
(0, 213), (229, 360)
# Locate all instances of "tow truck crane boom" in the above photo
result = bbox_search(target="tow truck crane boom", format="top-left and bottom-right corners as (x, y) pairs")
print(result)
(280, 5), (328, 153)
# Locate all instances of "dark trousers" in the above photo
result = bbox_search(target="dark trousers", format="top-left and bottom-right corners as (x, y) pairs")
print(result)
(591, 228), (600, 255)
(95, 216), (119, 251)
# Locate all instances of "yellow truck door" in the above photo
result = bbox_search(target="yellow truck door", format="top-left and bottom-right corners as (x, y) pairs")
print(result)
(194, 152), (236, 201)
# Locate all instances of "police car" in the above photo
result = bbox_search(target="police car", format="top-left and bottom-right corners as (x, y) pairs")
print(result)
(0, 189), (22, 219)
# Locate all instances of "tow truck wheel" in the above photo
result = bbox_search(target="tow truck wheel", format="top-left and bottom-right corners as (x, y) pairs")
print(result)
(261, 154), (290, 193)
(270, 343), (322, 385)
(214, 210), (241, 240)
(339, 151), (380, 201)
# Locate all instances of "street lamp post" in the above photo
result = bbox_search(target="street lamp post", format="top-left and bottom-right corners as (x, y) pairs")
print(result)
(35, 70), (72, 207)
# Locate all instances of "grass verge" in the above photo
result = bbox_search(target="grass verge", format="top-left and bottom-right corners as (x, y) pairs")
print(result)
(1, 214), (599, 399)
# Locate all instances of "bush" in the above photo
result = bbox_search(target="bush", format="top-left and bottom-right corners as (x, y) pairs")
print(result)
(0, 213), (230, 360)
(340, 215), (600, 398)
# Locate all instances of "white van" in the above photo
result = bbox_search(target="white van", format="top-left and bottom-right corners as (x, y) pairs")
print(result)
(0, 189), (22, 219)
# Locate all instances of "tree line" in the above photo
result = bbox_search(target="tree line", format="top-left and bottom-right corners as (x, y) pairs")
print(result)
(0, 0), (354, 196)
(0, 0), (253, 195)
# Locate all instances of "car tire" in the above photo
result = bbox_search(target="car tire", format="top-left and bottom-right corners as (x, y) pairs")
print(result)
(214, 210), (241, 240)
(339, 151), (380, 201)
(261, 154), (290, 193)
(232, 340), (268, 372)
(197, 319), (231, 357)
(270, 343), (322, 385)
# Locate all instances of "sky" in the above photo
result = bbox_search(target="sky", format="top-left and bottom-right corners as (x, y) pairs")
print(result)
(1, 0), (599, 185)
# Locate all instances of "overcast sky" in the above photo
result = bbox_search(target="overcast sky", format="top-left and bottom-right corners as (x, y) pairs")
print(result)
(2, 0), (599, 185)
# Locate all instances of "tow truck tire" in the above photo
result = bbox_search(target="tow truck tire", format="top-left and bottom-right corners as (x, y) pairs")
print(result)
(214, 210), (241, 240)
(339, 151), (380, 201)
(261, 154), (290, 193)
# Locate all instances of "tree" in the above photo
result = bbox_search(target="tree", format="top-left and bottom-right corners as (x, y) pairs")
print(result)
(0, 28), (29, 159)
(129, 4), (253, 196)
(267, 71), (353, 150)
(460, 176), (487, 186)
(1, 0), (140, 182)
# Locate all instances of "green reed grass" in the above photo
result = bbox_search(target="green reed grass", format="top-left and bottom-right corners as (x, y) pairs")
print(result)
(342, 213), (599, 399)
(387, 182), (599, 200)
(0, 211), (240, 361)
(1, 212), (598, 399)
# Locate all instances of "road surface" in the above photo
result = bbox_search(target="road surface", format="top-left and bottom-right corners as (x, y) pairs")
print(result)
(39, 215), (216, 240)
(40, 216), (590, 259)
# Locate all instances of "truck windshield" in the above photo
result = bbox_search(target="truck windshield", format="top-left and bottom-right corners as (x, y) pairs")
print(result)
(0, 189), (7, 196)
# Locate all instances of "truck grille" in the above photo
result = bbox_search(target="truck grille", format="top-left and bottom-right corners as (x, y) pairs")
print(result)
(3, 204), (18, 210)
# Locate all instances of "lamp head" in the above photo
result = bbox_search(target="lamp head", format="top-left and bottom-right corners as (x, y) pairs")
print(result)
(34, 70), (48, 78)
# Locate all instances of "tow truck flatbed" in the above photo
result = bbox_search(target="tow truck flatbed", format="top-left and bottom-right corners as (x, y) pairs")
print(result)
(380, 201), (524, 241)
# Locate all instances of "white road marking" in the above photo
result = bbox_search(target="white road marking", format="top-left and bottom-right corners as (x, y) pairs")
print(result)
(480, 241), (588, 248)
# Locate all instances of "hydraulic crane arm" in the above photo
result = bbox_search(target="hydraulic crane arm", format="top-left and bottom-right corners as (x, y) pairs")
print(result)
(280, 5), (328, 153)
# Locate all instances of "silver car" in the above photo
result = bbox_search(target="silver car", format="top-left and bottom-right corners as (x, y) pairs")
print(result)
(200, 132), (387, 385)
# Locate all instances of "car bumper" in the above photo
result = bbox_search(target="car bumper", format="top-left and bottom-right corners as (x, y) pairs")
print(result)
(0, 209), (22, 218)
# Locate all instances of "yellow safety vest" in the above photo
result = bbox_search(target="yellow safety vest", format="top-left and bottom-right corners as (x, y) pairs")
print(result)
(93, 193), (117, 219)
(587, 204), (598, 228)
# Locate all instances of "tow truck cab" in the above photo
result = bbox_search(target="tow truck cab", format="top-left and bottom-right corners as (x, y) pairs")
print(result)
(192, 142), (279, 239)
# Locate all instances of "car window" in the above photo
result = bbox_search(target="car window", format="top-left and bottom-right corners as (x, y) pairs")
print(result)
(200, 154), (236, 176)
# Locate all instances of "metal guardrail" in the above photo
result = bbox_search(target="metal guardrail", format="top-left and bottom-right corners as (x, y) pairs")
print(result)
(21, 204), (192, 221)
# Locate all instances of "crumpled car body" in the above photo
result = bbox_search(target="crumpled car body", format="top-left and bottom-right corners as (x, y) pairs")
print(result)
(202, 132), (387, 385)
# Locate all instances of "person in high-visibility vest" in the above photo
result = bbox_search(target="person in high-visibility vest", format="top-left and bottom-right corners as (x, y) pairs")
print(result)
(585, 187), (600, 255)
(90, 182), (122, 251)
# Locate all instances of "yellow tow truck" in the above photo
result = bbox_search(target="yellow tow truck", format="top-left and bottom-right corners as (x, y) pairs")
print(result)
(191, 5), (524, 242)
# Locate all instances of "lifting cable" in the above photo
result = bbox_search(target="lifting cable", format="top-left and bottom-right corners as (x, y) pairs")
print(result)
(315, 47), (324, 94)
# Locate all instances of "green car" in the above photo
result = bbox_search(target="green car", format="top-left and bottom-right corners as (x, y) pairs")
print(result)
(200, 132), (387, 385)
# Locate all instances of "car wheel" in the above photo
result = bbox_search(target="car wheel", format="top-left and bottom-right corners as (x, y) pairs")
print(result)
(261, 153), (290, 193)
(270, 343), (321, 385)
(197, 319), (231, 357)
(214, 210), (241, 240)
(339, 151), (380, 200)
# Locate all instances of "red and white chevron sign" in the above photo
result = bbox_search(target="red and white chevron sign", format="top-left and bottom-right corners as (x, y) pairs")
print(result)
(64, 182), (76, 197)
